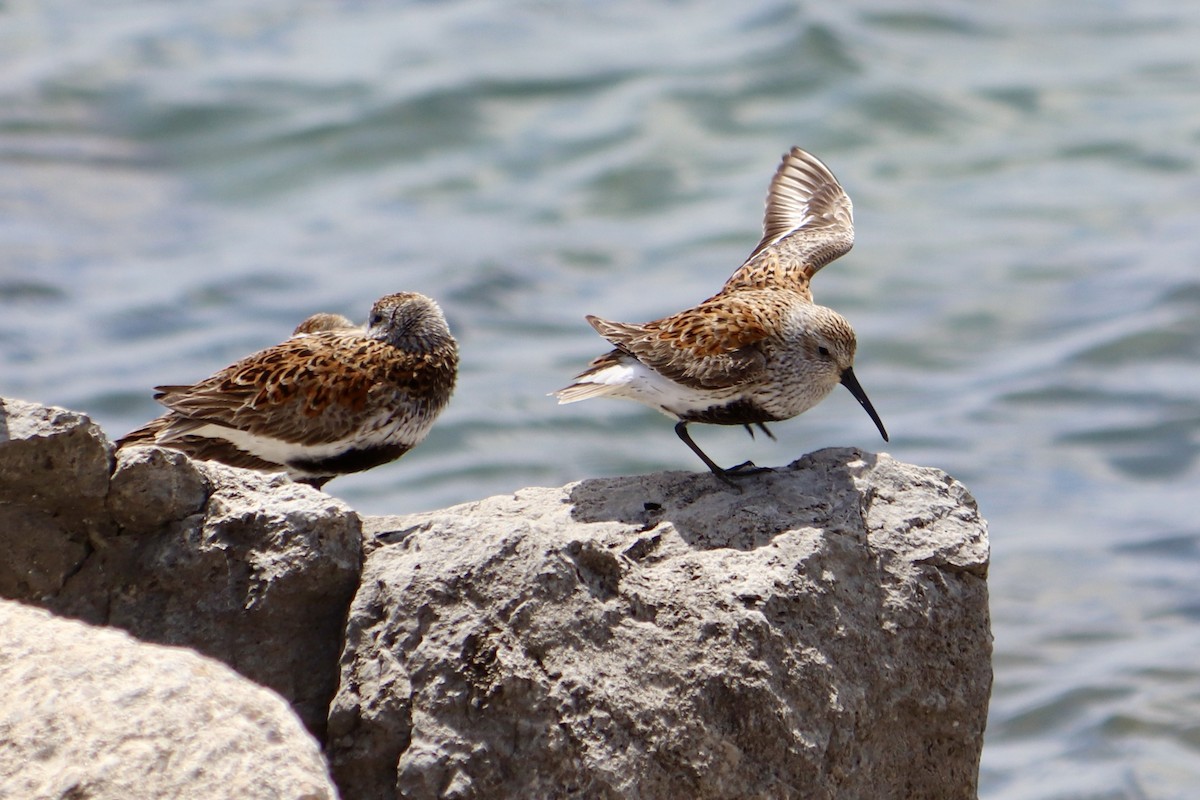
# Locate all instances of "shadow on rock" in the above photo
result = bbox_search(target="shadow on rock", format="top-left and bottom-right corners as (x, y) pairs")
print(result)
(567, 447), (879, 550)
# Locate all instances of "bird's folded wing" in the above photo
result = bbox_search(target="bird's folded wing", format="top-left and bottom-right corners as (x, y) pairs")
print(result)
(587, 297), (773, 391)
(152, 334), (431, 446)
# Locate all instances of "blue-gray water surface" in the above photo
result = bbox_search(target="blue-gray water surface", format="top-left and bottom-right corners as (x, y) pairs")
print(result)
(3, 2), (1198, 797)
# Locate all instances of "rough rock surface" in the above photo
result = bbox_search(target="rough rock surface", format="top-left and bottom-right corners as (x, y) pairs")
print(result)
(2, 397), (992, 799)
(0, 397), (363, 736)
(0, 399), (112, 601)
(334, 449), (991, 800)
(0, 599), (338, 800)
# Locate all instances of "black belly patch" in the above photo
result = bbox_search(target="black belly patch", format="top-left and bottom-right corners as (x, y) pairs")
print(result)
(681, 399), (776, 426)
(288, 442), (412, 477)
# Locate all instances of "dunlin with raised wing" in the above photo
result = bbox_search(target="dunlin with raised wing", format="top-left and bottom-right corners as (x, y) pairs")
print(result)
(555, 147), (887, 485)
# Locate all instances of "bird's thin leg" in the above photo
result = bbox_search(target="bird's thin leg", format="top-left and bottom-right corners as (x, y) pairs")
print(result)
(756, 422), (776, 441)
(743, 424), (756, 440)
(675, 421), (734, 484)
(674, 422), (770, 487)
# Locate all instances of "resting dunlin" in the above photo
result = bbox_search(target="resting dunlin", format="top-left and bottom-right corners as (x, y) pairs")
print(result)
(120, 292), (458, 488)
(555, 147), (888, 485)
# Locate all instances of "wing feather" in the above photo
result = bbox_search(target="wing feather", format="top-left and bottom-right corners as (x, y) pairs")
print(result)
(722, 147), (854, 294)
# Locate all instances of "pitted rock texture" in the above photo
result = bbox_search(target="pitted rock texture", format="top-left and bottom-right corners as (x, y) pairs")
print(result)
(334, 449), (991, 800)
(0, 396), (363, 736)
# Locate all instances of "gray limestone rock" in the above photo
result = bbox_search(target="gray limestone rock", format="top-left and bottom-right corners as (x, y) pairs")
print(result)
(0, 398), (113, 600)
(1, 396), (993, 798)
(107, 444), (210, 533)
(0, 599), (338, 800)
(63, 449), (364, 737)
(0, 397), (112, 527)
(331, 449), (991, 800)
(0, 398), (364, 738)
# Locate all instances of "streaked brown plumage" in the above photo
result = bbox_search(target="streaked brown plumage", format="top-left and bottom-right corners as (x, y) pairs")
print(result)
(120, 292), (458, 488)
(555, 147), (887, 485)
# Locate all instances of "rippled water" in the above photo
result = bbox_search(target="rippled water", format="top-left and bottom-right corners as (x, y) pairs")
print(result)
(3, 1), (1199, 797)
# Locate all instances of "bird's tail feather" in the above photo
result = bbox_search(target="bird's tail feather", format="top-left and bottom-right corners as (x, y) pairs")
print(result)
(553, 381), (621, 404)
(552, 350), (633, 404)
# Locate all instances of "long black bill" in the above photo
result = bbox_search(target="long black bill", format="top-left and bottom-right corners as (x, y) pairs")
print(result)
(840, 367), (889, 442)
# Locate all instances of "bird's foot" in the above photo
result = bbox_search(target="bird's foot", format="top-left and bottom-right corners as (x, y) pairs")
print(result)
(726, 460), (773, 476)
(711, 460), (774, 489)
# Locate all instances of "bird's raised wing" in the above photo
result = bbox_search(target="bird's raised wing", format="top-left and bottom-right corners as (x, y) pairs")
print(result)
(722, 147), (854, 295)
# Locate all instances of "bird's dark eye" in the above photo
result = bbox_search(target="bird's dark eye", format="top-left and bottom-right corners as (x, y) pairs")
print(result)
(818, 346), (831, 358)
(369, 313), (383, 327)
